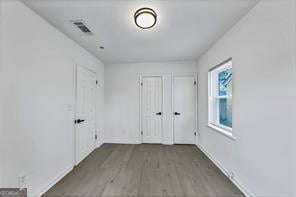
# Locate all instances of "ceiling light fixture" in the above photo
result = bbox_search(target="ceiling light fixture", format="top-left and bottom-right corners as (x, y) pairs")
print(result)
(134, 8), (157, 29)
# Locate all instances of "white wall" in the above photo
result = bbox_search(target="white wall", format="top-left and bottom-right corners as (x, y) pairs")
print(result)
(104, 61), (197, 144)
(0, 0), (104, 196)
(196, 0), (296, 196)
(1, 0), (295, 196)
(0, 0), (4, 188)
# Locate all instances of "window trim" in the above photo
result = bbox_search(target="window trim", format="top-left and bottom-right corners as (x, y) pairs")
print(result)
(207, 124), (235, 140)
(208, 58), (234, 140)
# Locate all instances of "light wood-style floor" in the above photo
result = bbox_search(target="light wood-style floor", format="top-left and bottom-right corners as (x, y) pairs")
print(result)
(43, 144), (243, 197)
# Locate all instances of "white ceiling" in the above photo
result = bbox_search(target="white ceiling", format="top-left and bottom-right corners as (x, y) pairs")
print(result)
(23, 0), (258, 64)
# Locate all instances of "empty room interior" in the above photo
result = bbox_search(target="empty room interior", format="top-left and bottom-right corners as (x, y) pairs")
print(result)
(0, 0), (296, 196)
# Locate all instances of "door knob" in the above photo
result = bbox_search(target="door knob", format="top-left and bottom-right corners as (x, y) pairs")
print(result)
(156, 112), (162, 115)
(75, 119), (85, 124)
(174, 112), (181, 115)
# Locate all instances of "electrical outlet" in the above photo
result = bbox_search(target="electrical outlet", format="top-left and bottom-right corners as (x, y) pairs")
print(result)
(18, 175), (27, 188)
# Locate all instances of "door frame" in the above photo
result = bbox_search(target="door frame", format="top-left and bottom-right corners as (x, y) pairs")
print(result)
(172, 73), (198, 145)
(73, 63), (97, 166)
(139, 74), (164, 144)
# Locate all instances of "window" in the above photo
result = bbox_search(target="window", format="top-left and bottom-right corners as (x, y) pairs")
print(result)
(208, 58), (233, 137)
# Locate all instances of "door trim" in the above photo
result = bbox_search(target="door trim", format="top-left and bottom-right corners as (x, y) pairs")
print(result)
(73, 64), (97, 166)
(172, 74), (198, 145)
(139, 74), (164, 144)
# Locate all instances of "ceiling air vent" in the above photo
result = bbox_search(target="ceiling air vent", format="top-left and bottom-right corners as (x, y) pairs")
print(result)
(71, 20), (93, 35)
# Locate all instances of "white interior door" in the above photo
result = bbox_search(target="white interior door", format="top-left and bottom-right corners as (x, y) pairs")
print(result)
(75, 65), (96, 165)
(141, 76), (163, 143)
(173, 75), (196, 144)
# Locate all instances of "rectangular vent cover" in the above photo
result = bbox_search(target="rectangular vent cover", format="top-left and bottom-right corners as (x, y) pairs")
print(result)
(71, 20), (93, 35)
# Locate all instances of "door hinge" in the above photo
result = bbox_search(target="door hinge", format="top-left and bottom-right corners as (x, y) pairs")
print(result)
(141, 131), (143, 135)
(95, 134), (98, 140)
(96, 80), (98, 85)
(194, 81), (197, 86)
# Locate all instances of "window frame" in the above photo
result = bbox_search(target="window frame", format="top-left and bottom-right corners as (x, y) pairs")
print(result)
(208, 58), (234, 140)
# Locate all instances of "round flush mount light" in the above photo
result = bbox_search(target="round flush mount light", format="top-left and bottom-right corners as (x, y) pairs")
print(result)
(134, 8), (157, 29)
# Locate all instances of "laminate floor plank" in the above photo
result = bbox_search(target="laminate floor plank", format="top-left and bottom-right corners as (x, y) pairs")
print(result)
(43, 144), (244, 197)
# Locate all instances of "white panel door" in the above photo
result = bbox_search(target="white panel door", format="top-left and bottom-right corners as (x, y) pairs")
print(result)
(75, 66), (96, 165)
(173, 75), (196, 144)
(142, 76), (163, 143)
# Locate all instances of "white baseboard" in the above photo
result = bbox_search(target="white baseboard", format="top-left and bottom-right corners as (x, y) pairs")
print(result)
(103, 139), (175, 145)
(34, 166), (73, 197)
(33, 141), (101, 197)
(196, 144), (253, 197)
(96, 138), (104, 148)
(162, 141), (174, 145)
(103, 139), (141, 144)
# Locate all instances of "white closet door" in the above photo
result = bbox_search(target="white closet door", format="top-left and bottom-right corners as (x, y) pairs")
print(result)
(75, 66), (96, 165)
(173, 75), (196, 144)
(142, 76), (163, 143)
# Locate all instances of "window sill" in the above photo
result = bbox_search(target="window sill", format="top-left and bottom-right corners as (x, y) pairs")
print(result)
(207, 124), (236, 141)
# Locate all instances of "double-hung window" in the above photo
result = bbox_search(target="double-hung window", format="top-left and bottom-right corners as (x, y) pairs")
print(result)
(208, 58), (233, 138)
